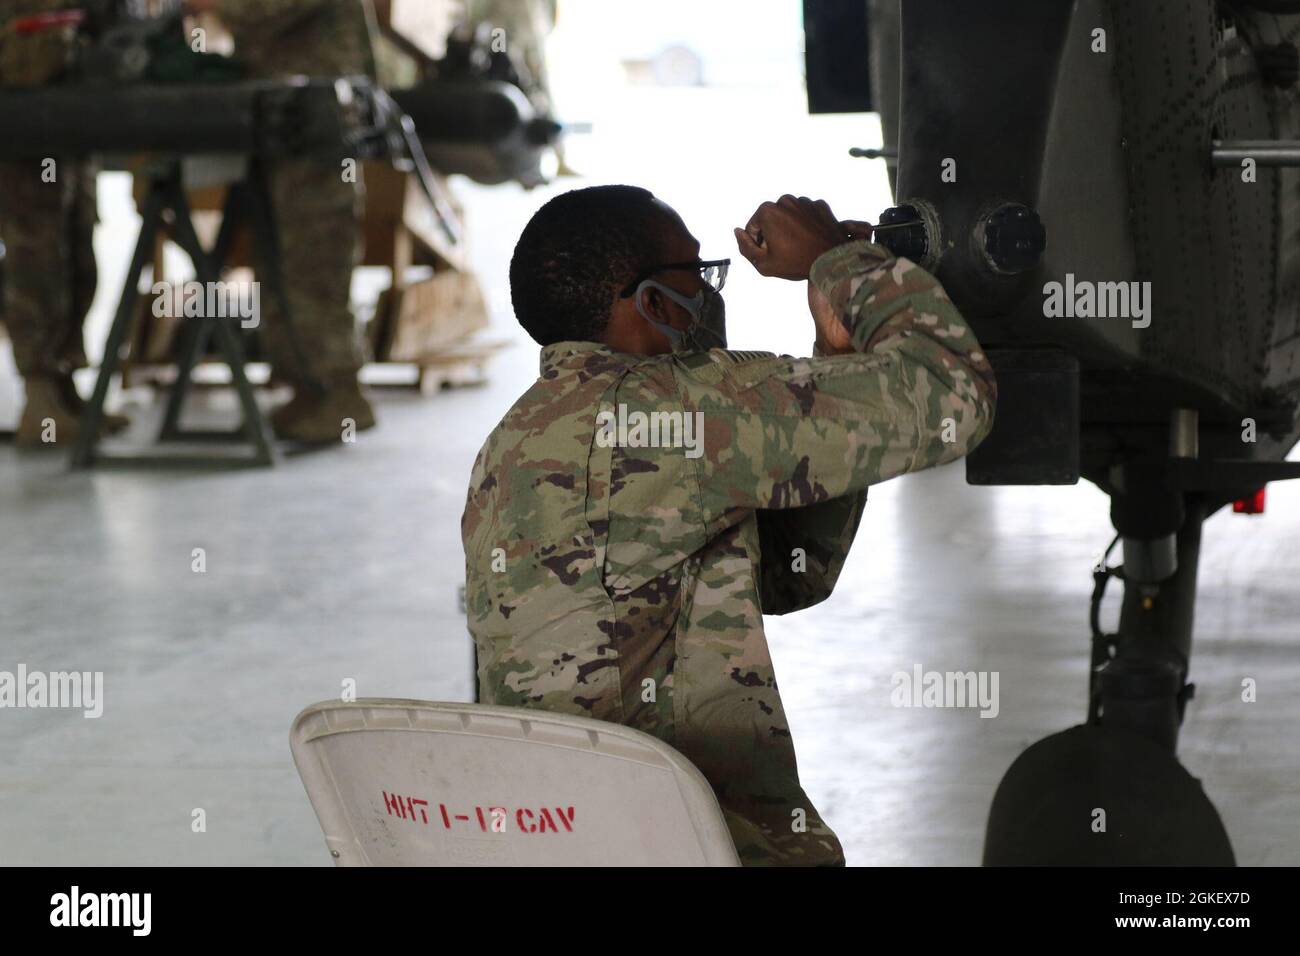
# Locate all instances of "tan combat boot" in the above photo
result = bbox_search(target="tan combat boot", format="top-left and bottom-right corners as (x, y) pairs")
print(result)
(15, 375), (131, 448)
(271, 374), (376, 444)
(15, 375), (84, 448)
(270, 388), (316, 431)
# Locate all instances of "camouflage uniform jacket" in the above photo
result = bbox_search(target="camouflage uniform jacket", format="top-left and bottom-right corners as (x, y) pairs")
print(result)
(462, 241), (997, 865)
(217, 0), (374, 77)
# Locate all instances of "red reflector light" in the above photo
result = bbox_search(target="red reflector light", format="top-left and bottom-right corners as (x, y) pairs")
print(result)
(12, 11), (85, 34)
(1233, 488), (1266, 514)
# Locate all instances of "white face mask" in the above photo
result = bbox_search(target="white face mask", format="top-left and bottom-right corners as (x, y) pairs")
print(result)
(633, 279), (727, 352)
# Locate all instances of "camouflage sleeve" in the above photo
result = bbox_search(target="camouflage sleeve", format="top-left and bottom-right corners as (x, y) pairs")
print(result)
(755, 491), (867, 614)
(686, 240), (997, 520)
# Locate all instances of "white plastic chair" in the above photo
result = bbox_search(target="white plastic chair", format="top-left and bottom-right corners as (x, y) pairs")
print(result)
(290, 698), (741, 866)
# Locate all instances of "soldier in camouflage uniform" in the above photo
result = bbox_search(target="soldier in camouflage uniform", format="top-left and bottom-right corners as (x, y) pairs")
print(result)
(462, 187), (997, 865)
(0, 0), (127, 447)
(191, 0), (376, 443)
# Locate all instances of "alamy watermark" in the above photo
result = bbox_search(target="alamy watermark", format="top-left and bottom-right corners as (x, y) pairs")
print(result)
(1043, 273), (1151, 329)
(152, 280), (260, 329)
(595, 404), (705, 459)
(0, 665), (103, 718)
(50, 886), (150, 936)
(890, 663), (999, 718)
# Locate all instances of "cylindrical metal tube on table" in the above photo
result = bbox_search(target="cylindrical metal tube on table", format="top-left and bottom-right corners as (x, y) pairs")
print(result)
(0, 85), (260, 156)
(389, 79), (558, 146)
(0, 80), (360, 161)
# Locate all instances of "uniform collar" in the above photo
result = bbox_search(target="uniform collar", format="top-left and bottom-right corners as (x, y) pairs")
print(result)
(539, 340), (635, 378)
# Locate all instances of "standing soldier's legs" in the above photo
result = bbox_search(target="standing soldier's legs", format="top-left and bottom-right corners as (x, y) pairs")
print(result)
(260, 157), (375, 444)
(0, 157), (123, 448)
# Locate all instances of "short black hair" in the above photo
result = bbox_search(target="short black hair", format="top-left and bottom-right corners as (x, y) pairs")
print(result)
(509, 185), (673, 346)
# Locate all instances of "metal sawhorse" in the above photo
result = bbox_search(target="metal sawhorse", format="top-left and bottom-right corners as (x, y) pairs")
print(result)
(70, 157), (318, 469)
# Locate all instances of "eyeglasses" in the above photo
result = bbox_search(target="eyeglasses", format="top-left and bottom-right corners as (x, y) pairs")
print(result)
(619, 258), (730, 298)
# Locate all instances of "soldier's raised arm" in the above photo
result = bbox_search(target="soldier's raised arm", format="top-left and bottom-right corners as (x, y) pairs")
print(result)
(679, 198), (997, 521)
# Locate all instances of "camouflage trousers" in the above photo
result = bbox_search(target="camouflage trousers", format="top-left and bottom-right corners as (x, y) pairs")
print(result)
(0, 158), (96, 377)
(256, 158), (365, 383)
(476, 518), (846, 866)
(478, 628), (846, 867)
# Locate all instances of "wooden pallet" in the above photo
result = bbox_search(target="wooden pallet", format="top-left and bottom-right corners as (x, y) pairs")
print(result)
(361, 337), (510, 394)
(410, 338), (509, 394)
